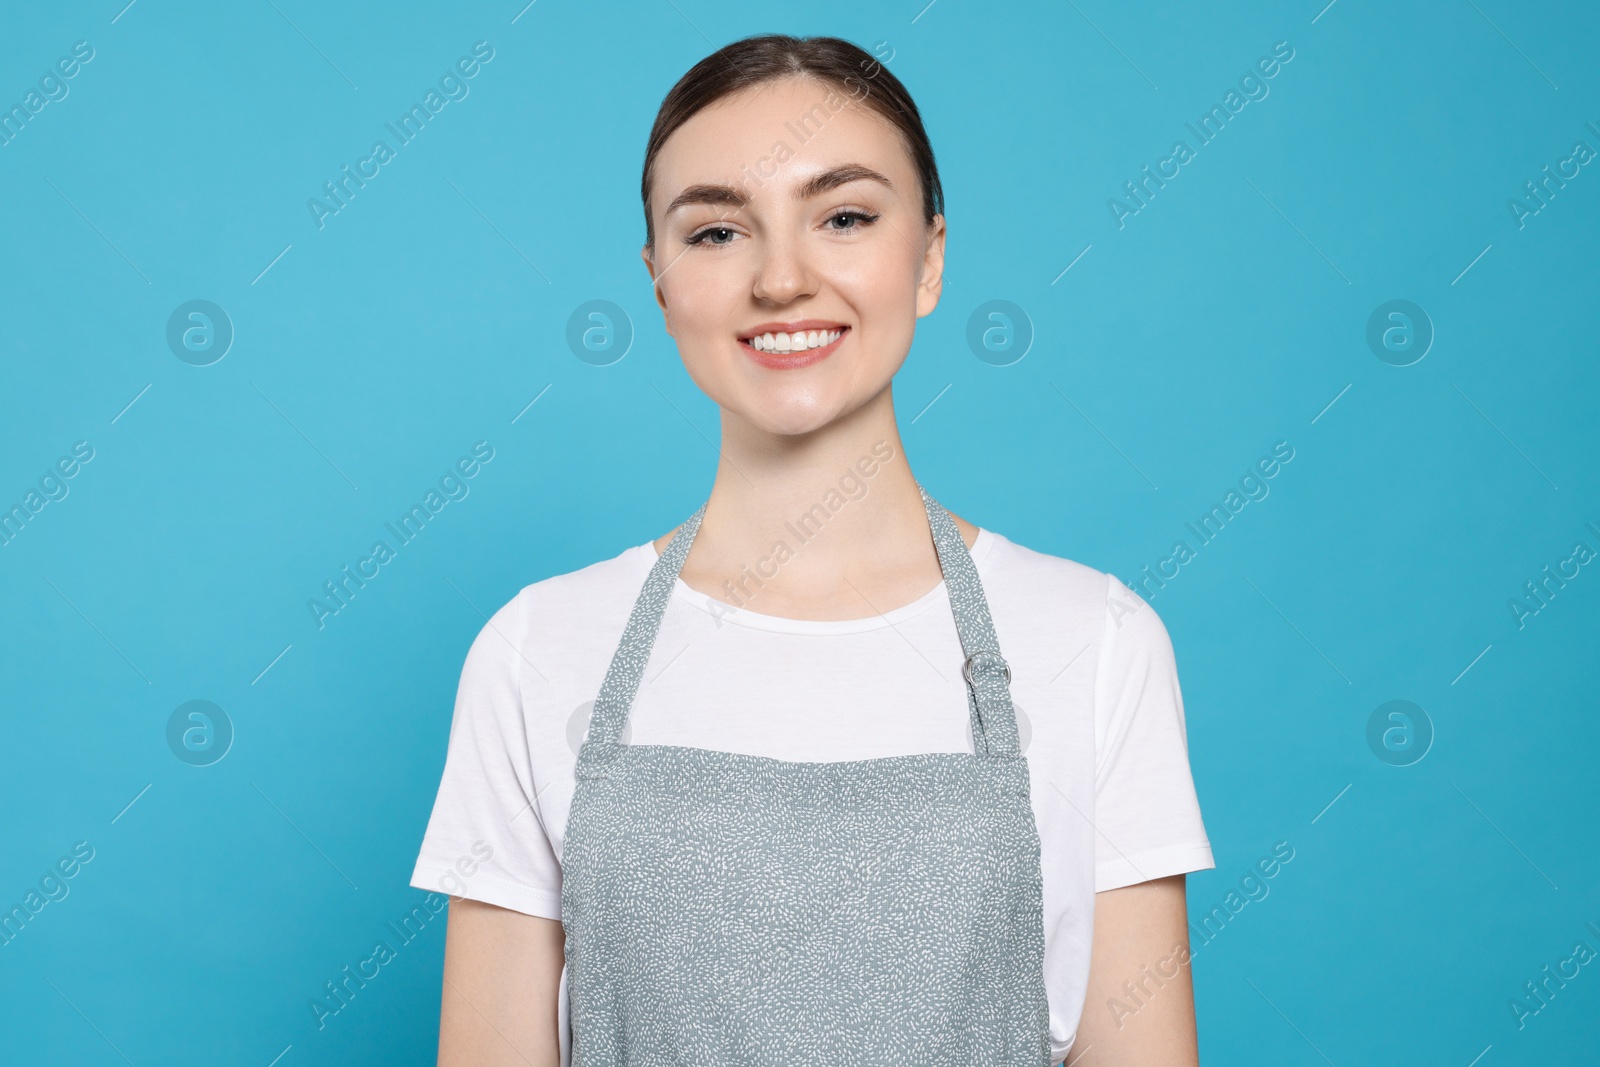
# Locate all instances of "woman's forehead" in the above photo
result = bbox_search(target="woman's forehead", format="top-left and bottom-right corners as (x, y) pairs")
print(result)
(652, 79), (913, 197)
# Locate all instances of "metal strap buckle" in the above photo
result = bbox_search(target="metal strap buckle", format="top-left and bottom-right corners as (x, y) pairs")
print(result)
(962, 650), (1012, 686)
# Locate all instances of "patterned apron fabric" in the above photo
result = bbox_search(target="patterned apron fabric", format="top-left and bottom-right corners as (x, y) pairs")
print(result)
(561, 482), (1051, 1066)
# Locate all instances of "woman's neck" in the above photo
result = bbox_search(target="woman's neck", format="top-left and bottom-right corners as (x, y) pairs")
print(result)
(654, 386), (979, 621)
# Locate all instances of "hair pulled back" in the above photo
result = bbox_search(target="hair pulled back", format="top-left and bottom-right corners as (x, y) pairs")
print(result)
(640, 34), (943, 250)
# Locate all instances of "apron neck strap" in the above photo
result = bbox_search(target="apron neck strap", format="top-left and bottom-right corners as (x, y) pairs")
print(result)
(583, 480), (1022, 759)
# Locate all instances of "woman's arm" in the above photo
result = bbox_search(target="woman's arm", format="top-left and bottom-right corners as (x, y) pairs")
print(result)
(437, 898), (565, 1066)
(1068, 874), (1200, 1066)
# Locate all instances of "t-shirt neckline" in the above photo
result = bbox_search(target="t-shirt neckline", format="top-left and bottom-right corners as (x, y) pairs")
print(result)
(639, 526), (997, 636)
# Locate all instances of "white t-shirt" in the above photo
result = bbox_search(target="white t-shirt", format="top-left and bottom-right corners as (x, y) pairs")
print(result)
(410, 525), (1214, 1063)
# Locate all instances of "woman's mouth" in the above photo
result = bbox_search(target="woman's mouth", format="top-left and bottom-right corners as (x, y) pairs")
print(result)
(737, 323), (849, 370)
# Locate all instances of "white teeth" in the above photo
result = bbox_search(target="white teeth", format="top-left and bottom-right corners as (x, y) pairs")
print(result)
(747, 328), (844, 353)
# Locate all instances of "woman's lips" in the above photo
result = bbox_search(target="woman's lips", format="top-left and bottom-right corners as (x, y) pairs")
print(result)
(739, 327), (849, 370)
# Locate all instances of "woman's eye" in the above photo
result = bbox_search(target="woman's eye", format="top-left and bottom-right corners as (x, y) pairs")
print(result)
(827, 210), (880, 231)
(687, 226), (737, 246)
(684, 212), (879, 245)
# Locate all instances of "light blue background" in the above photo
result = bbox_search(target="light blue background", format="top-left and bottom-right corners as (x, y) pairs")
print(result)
(2, 1), (1597, 1064)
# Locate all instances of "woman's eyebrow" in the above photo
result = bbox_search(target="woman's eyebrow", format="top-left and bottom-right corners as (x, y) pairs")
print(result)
(795, 164), (893, 200)
(663, 164), (894, 218)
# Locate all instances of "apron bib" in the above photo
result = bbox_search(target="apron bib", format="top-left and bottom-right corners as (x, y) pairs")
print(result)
(561, 482), (1051, 1066)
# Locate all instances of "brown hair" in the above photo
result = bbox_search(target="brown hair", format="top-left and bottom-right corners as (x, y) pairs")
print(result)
(640, 34), (944, 251)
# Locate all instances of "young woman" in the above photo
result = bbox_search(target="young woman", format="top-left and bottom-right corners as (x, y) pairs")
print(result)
(411, 34), (1213, 1067)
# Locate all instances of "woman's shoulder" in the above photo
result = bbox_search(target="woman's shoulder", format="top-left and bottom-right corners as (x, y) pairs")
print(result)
(528, 538), (655, 598)
(457, 540), (657, 668)
(979, 526), (1120, 601)
(979, 527), (1169, 644)
(516, 539), (657, 620)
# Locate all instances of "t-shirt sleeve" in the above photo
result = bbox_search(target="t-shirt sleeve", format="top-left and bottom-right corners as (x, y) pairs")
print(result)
(1092, 572), (1215, 892)
(408, 588), (564, 919)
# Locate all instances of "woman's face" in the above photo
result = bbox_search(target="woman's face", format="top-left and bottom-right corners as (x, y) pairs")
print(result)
(643, 75), (945, 438)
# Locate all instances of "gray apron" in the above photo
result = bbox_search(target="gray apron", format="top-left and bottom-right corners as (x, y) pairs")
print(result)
(561, 482), (1051, 1066)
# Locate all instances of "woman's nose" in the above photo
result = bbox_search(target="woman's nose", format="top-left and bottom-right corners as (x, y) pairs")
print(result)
(750, 235), (817, 304)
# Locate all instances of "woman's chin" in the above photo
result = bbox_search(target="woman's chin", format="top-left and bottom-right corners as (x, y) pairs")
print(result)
(725, 394), (856, 439)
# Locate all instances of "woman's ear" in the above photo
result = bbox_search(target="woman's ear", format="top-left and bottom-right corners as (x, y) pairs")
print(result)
(641, 243), (673, 335)
(915, 215), (946, 319)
